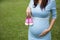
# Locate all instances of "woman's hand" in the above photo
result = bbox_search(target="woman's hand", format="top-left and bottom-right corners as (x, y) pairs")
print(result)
(39, 19), (56, 37)
(39, 29), (50, 37)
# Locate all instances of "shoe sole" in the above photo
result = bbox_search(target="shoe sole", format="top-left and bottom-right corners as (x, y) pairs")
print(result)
(25, 23), (29, 25)
(25, 23), (33, 25)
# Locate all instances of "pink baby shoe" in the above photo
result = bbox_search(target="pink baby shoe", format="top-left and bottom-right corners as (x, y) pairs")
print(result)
(25, 17), (33, 25)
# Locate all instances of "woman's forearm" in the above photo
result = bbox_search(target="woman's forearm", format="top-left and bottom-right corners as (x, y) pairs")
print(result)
(48, 19), (56, 31)
(26, 7), (31, 17)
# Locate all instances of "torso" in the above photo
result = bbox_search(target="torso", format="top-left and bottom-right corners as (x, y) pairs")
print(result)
(30, 0), (51, 18)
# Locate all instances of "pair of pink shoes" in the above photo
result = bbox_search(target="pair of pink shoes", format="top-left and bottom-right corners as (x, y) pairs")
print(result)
(25, 17), (33, 25)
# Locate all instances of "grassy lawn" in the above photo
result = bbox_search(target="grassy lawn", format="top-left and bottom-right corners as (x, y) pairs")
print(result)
(0, 0), (60, 40)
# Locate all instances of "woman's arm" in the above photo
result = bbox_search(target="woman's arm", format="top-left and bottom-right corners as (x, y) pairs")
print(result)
(39, 0), (57, 37)
(26, 0), (33, 17)
(40, 9), (57, 37)
(48, 19), (56, 31)
(26, 7), (31, 17)
(48, 0), (57, 31)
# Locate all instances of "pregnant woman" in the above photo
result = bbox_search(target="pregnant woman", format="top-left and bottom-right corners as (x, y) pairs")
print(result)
(26, 0), (57, 40)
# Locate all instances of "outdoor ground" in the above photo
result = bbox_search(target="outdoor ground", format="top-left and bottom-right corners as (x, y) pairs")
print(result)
(0, 0), (60, 40)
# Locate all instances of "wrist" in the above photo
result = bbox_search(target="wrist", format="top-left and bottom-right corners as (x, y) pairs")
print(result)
(48, 28), (51, 31)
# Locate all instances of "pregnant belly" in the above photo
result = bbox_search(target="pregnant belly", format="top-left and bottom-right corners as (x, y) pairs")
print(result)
(29, 17), (49, 37)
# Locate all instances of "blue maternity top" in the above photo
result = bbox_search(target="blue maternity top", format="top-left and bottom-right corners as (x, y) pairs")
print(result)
(28, 0), (57, 40)
(28, 0), (57, 19)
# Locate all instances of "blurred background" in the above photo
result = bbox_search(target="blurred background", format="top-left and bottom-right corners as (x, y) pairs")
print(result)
(0, 0), (60, 40)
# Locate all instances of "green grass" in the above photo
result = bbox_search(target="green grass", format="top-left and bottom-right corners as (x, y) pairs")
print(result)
(0, 0), (60, 40)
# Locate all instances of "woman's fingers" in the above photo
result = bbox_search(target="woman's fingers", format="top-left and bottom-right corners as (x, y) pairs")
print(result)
(39, 29), (50, 37)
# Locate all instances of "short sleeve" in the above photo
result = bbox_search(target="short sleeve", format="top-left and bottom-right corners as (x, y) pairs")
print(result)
(28, 0), (33, 8)
(51, 0), (57, 19)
